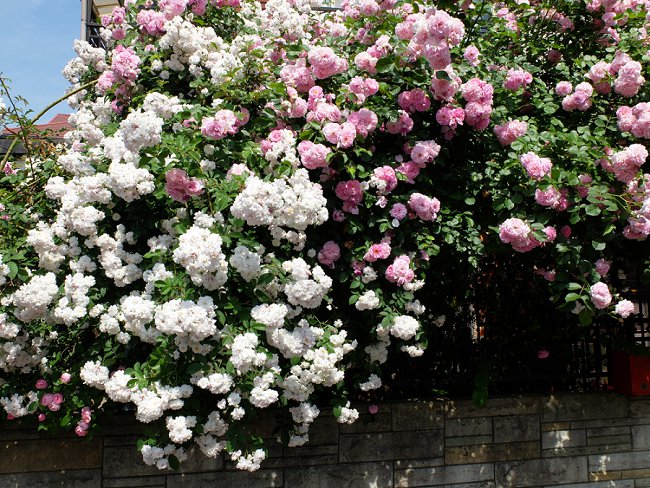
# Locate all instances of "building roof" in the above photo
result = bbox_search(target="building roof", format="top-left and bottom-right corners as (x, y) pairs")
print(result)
(2, 114), (73, 138)
(0, 114), (73, 156)
(93, 0), (123, 18)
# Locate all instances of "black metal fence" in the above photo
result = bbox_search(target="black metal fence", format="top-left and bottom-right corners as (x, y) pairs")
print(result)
(378, 263), (650, 400)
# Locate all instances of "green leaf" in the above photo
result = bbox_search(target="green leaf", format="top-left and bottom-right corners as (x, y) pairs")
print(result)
(578, 309), (593, 326)
(7, 262), (18, 279)
(348, 294), (358, 305)
(435, 70), (451, 81)
(168, 454), (180, 471)
(567, 282), (582, 291)
(256, 273), (275, 287)
(186, 363), (203, 375)
(543, 103), (558, 114)
(592, 241), (606, 251)
(585, 205), (601, 216)
(565, 293), (580, 302)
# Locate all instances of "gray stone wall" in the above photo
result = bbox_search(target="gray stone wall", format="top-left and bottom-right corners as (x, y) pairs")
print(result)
(2, 393), (650, 487)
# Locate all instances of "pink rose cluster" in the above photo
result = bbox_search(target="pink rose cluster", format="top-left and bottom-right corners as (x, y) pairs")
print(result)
(534, 267), (556, 282)
(318, 241), (341, 268)
(503, 68), (533, 91)
(463, 45), (480, 66)
(494, 120), (528, 146)
(335, 180), (364, 213)
(495, 6), (518, 31)
(586, 61), (612, 94)
(461, 78), (494, 130)
(280, 62), (316, 93)
(347, 108), (379, 137)
(323, 122), (357, 148)
(561, 82), (594, 112)
(188, 0), (208, 15)
(349, 77), (379, 104)
(40, 391), (64, 412)
(364, 242), (391, 262)
(354, 51), (378, 75)
(272, 87), (307, 119)
(390, 203), (408, 221)
(226, 163), (252, 180)
(159, 0), (188, 19)
(519, 151), (552, 180)
(613, 59), (644, 98)
(430, 68), (462, 102)
(398, 88), (431, 113)
(615, 299), (635, 318)
(623, 182), (650, 240)
(101, 6), (127, 40)
(498, 218), (538, 252)
(617, 103), (650, 139)
(111, 45), (141, 81)
(601, 144), (648, 183)
(386, 110), (414, 136)
(436, 106), (465, 133)
(535, 186), (568, 211)
(297, 141), (331, 169)
(534, 7), (573, 31)
(586, 51), (645, 97)
(201, 109), (246, 140)
(385, 255), (415, 286)
(410, 140), (441, 165)
(408, 193), (440, 221)
(308, 46), (348, 80)
(210, 0), (240, 7)
(397, 9), (464, 70)
(165, 168), (205, 202)
(323, 108), (378, 146)
(136, 9), (167, 36)
(396, 160), (423, 184)
(306, 88), (341, 124)
(590, 282), (612, 309)
(555, 81), (573, 96)
(98, 45), (141, 92)
(75, 407), (93, 437)
(373, 166), (398, 193)
(595, 259), (610, 276)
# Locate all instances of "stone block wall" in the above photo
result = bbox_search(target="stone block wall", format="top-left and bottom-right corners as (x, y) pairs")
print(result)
(2, 393), (650, 487)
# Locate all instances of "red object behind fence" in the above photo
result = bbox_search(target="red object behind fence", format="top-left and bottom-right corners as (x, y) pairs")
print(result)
(612, 350), (650, 396)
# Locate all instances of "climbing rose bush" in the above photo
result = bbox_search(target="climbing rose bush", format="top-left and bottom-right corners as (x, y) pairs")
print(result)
(0, 0), (649, 471)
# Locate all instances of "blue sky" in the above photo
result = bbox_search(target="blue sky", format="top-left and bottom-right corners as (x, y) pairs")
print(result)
(0, 0), (80, 118)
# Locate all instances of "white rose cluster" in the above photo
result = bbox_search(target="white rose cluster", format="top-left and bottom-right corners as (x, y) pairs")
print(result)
(282, 258), (332, 309)
(141, 444), (188, 470)
(117, 110), (164, 153)
(231, 169), (328, 232)
(154, 297), (218, 352)
(10, 273), (59, 323)
(52, 273), (95, 325)
(355, 290), (380, 311)
(166, 415), (197, 444)
(0, 0), (439, 474)
(249, 371), (279, 408)
(389, 315), (420, 340)
(0, 254), (9, 286)
(229, 333), (268, 374)
(191, 372), (233, 395)
(172, 225), (228, 290)
(229, 245), (262, 282)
